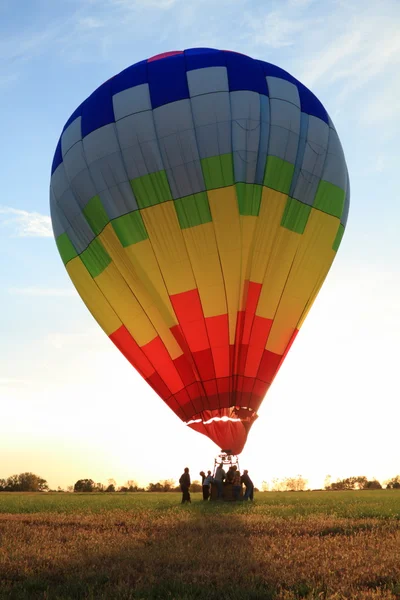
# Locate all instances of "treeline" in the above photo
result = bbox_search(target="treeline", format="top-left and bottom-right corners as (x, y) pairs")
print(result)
(261, 474), (400, 492)
(1, 472), (400, 493)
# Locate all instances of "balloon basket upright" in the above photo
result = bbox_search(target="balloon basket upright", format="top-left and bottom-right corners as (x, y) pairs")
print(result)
(210, 450), (242, 502)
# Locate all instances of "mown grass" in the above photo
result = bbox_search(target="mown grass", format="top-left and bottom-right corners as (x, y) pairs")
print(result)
(1, 491), (400, 599)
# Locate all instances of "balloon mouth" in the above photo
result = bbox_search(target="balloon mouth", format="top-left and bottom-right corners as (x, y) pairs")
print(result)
(185, 408), (258, 455)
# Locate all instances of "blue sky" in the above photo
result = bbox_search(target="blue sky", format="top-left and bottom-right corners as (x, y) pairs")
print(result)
(0, 0), (399, 490)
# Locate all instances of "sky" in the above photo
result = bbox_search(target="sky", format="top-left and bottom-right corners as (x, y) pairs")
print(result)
(0, 0), (399, 491)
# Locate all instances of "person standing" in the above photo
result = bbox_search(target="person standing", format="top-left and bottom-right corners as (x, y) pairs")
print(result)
(202, 470), (213, 501)
(214, 463), (226, 500)
(241, 469), (254, 501)
(232, 466), (242, 501)
(179, 467), (191, 504)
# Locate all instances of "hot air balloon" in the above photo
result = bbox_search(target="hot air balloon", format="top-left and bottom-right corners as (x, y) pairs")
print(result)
(50, 48), (349, 456)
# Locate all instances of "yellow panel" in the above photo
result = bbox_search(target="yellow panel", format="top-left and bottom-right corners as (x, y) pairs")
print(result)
(208, 187), (242, 343)
(182, 221), (227, 318)
(66, 257), (121, 336)
(141, 202), (196, 296)
(99, 224), (182, 359)
(126, 239), (177, 328)
(95, 262), (156, 347)
(256, 227), (300, 319)
(239, 214), (258, 310)
(266, 209), (340, 354)
(250, 188), (288, 284)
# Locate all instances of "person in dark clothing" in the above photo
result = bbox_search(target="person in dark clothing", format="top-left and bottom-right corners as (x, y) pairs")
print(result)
(179, 467), (191, 503)
(241, 469), (254, 501)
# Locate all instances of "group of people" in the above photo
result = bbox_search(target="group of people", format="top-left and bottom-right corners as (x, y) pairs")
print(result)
(179, 465), (254, 504)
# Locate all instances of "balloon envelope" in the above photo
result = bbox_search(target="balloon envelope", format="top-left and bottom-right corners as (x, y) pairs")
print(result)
(50, 48), (349, 454)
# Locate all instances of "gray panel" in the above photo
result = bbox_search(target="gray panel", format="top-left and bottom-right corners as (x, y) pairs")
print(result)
(88, 152), (129, 195)
(58, 188), (83, 222)
(268, 98), (300, 164)
(99, 181), (138, 220)
(255, 94), (270, 184)
(61, 117), (82, 157)
(51, 163), (70, 201)
(322, 128), (347, 190)
(302, 116), (329, 179)
(67, 214), (95, 254)
(83, 124), (120, 164)
(266, 76), (300, 107)
(292, 170), (320, 205)
(113, 84), (151, 120)
(63, 141), (87, 183)
(166, 162), (205, 199)
(153, 100), (204, 197)
(289, 112), (308, 201)
(187, 66), (229, 97)
(341, 169), (350, 226)
(50, 188), (68, 237)
(191, 92), (231, 158)
(116, 111), (163, 178)
(69, 168), (97, 208)
(231, 91), (261, 184)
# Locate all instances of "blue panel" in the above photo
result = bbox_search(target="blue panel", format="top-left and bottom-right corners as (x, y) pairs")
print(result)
(111, 60), (148, 95)
(297, 82), (328, 124)
(81, 80), (114, 138)
(184, 47), (225, 71)
(226, 53), (267, 95)
(148, 54), (189, 109)
(51, 137), (62, 175)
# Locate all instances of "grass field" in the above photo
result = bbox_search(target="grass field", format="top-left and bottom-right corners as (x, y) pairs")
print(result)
(1, 491), (400, 599)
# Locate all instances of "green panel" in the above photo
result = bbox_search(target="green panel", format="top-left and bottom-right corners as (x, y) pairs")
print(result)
(201, 154), (234, 189)
(263, 156), (294, 195)
(314, 180), (345, 219)
(80, 238), (111, 278)
(56, 232), (77, 265)
(112, 211), (148, 247)
(332, 223), (345, 252)
(130, 171), (172, 209)
(236, 183), (262, 216)
(281, 197), (311, 234)
(83, 196), (109, 236)
(174, 192), (212, 229)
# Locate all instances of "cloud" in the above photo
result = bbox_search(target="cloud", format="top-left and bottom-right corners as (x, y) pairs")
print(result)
(0, 206), (52, 238)
(246, 5), (318, 49)
(7, 287), (76, 297)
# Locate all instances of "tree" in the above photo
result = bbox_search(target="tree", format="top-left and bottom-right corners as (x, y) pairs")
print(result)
(126, 480), (138, 492)
(106, 484), (116, 493)
(324, 475), (332, 490)
(364, 479), (382, 490)
(0, 479), (6, 491)
(385, 476), (400, 489)
(74, 479), (95, 492)
(190, 480), (202, 493)
(4, 472), (48, 492)
(261, 481), (269, 492)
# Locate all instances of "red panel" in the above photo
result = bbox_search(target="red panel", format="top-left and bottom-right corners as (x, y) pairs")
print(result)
(188, 418), (250, 455)
(210, 346), (230, 378)
(242, 281), (262, 344)
(257, 349), (283, 384)
(173, 354), (196, 387)
(249, 315), (273, 348)
(252, 378), (269, 399)
(236, 343), (248, 375)
(241, 377), (255, 394)
(109, 326), (154, 379)
(244, 345), (264, 378)
(203, 379), (218, 396)
(142, 336), (184, 394)
(170, 324), (191, 355)
(217, 392), (231, 409)
(170, 289), (209, 352)
(147, 371), (171, 400)
(164, 395), (187, 421)
(192, 348), (216, 381)
(148, 51), (183, 62)
(173, 388), (195, 419)
(216, 377), (230, 394)
(205, 314), (229, 346)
